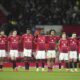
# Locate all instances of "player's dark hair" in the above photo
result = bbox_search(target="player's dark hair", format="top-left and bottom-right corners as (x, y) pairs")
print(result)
(60, 32), (67, 37)
(49, 29), (56, 35)
(12, 29), (17, 32)
(62, 32), (66, 34)
(71, 32), (77, 37)
(26, 28), (31, 34)
(26, 28), (31, 30)
(0, 29), (5, 35)
(0, 29), (5, 32)
(11, 29), (17, 35)
(60, 32), (66, 35)
(72, 32), (76, 35)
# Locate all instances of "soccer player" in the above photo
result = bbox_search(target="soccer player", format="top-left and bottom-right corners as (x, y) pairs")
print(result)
(22, 28), (33, 71)
(78, 38), (80, 68)
(0, 30), (7, 71)
(69, 33), (78, 72)
(58, 32), (69, 71)
(46, 30), (59, 72)
(35, 30), (46, 72)
(8, 29), (20, 71)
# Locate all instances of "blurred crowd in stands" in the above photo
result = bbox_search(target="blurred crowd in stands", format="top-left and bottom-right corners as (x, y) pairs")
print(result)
(0, 0), (80, 34)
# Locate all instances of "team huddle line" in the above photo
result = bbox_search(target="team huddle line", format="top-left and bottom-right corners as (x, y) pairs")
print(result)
(0, 29), (79, 72)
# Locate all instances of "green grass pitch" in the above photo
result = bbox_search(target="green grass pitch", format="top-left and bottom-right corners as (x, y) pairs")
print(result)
(0, 68), (80, 80)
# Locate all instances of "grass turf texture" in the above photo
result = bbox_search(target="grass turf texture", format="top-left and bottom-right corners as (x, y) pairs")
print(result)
(0, 68), (80, 80)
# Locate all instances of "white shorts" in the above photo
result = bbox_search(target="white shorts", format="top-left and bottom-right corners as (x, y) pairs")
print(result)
(79, 54), (80, 61)
(23, 49), (32, 57)
(10, 50), (19, 58)
(0, 50), (6, 57)
(36, 51), (46, 59)
(69, 51), (77, 59)
(59, 53), (68, 61)
(47, 50), (56, 58)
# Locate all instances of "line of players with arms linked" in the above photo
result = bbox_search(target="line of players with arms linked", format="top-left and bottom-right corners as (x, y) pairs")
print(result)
(0, 28), (80, 72)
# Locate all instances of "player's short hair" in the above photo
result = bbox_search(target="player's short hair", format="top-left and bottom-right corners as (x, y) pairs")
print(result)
(49, 29), (56, 35)
(26, 28), (31, 33)
(0, 29), (5, 32)
(72, 32), (76, 35)
(60, 32), (66, 37)
(72, 32), (76, 34)
(72, 32), (77, 36)
(12, 29), (17, 32)
(62, 32), (66, 35)
(26, 28), (31, 31)
(0, 29), (5, 35)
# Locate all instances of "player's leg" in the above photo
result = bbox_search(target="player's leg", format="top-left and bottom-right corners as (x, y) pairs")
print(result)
(69, 60), (73, 72)
(0, 50), (6, 71)
(41, 51), (46, 71)
(23, 49), (29, 71)
(59, 53), (64, 70)
(10, 50), (18, 71)
(59, 60), (62, 70)
(24, 57), (30, 71)
(36, 59), (39, 71)
(78, 54), (80, 68)
(50, 53), (56, 71)
(32, 51), (39, 71)
(65, 60), (69, 71)
(50, 58), (55, 71)
(73, 51), (78, 72)
(47, 58), (52, 72)
(11, 57), (17, 71)
(47, 51), (52, 71)
(27, 50), (32, 71)
(51, 50), (56, 71)
(0, 51), (3, 71)
(64, 53), (69, 71)
(65, 61), (69, 70)
(35, 51), (40, 71)
(41, 59), (45, 71)
(74, 60), (77, 72)
(0, 57), (3, 71)
(69, 51), (74, 72)
(23, 49), (32, 71)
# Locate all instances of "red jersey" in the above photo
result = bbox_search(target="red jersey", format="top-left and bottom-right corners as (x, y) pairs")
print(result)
(46, 36), (59, 50)
(32, 36), (38, 52)
(36, 35), (46, 50)
(59, 39), (69, 53)
(22, 34), (33, 49)
(68, 38), (78, 51)
(0, 35), (7, 50)
(78, 39), (80, 53)
(8, 35), (20, 50)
